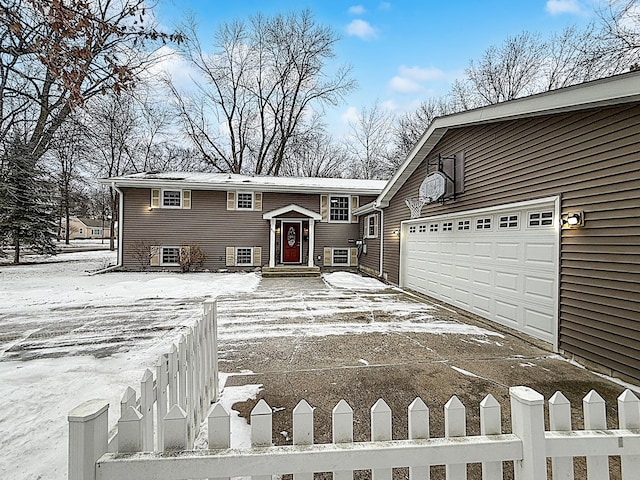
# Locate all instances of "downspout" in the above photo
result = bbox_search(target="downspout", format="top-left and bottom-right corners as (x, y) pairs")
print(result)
(373, 202), (384, 278)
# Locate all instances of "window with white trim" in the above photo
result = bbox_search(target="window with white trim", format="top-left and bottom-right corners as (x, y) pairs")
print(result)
(409, 226), (416, 233)
(161, 247), (181, 265)
(163, 190), (182, 207)
(476, 218), (492, 230)
(429, 223), (438, 232)
(235, 247), (253, 266)
(92, 228), (101, 235)
(457, 220), (470, 231)
(419, 224), (427, 233)
(236, 192), (254, 210)
(442, 222), (453, 231)
(528, 211), (554, 227)
(499, 214), (519, 229)
(329, 196), (350, 222)
(365, 214), (378, 238)
(332, 248), (350, 265)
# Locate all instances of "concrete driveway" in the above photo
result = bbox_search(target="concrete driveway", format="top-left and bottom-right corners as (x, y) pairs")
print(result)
(216, 274), (629, 478)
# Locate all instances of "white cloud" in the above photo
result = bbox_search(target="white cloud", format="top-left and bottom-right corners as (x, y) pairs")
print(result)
(348, 5), (366, 15)
(346, 19), (378, 40)
(381, 99), (398, 111)
(379, 2), (391, 10)
(388, 65), (447, 94)
(545, 0), (588, 16)
(341, 106), (360, 124)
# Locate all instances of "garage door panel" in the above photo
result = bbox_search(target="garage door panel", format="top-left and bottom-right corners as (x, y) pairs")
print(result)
(402, 201), (558, 344)
(495, 271), (519, 293)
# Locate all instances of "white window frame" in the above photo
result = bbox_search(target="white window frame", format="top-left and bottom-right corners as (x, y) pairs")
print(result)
(527, 211), (554, 228)
(161, 246), (181, 266)
(92, 228), (101, 235)
(498, 214), (520, 230)
(236, 192), (254, 211)
(475, 217), (493, 231)
(457, 220), (470, 231)
(235, 247), (254, 266)
(329, 195), (350, 223)
(365, 214), (378, 239)
(162, 189), (183, 208)
(331, 248), (350, 266)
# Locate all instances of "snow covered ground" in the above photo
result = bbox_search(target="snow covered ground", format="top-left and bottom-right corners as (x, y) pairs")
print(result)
(0, 250), (260, 480)
(0, 249), (502, 480)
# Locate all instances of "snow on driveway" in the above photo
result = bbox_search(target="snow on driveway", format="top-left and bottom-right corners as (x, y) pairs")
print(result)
(0, 251), (500, 480)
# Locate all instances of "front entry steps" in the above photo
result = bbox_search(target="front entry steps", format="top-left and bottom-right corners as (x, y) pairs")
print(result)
(262, 265), (321, 278)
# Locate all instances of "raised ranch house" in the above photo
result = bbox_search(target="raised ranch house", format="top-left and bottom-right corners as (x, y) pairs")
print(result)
(356, 71), (640, 384)
(102, 173), (385, 274)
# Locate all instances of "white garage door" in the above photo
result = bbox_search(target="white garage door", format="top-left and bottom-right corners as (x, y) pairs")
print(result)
(401, 199), (558, 344)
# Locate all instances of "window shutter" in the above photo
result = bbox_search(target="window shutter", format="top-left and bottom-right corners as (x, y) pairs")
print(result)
(350, 247), (358, 267)
(225, 247), (235, 266)
(253, 246), (262, 266)
(227, 192), (235, 210)
(151, 189), (160, 209)
(351, 196), (359, 223)
(373, 214), (379, 238)
(323, 247), (332, 266)
(254, 192), (262, 211)
(180, 245), (191, 264)
(150, 246), (160, 266)
(320, 195), (328, 222)
(182, 190), (191, 209)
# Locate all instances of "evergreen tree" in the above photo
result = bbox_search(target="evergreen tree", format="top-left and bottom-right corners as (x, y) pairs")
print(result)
(0, 142), (58, 264)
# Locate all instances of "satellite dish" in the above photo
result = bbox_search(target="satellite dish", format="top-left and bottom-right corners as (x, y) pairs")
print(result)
(419, 172), (446, 201)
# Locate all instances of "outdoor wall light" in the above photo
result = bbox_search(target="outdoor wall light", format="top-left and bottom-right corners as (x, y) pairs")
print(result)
(392, 228), (400, 237)
(561, 211), (584, 228)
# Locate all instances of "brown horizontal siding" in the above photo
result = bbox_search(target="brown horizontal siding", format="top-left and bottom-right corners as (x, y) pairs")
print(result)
(122, 189), (374, 271)
(383, 102), (640, 381)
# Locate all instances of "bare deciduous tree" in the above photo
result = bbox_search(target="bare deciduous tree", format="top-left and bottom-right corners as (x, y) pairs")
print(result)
(169, 9), (356, 176)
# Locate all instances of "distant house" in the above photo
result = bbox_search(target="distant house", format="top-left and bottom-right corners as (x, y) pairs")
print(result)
(101, 173), (386, 273)
(355, 71), (640, 384)
(62, 216), (111, 240)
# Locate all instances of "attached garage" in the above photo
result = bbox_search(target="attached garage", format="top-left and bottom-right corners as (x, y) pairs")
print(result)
(401, 197), (559, 345)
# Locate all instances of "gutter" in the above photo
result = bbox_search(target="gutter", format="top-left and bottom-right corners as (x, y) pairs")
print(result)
(373, 202), (384, 278)
(111, 182), (124, 269)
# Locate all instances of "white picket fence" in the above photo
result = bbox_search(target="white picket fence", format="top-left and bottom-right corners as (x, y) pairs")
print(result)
(69, 381), (640, 479)
(68, 299), (219, 479)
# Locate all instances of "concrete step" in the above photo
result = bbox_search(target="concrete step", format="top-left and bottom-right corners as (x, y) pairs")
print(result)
(262, 265), (321, 277)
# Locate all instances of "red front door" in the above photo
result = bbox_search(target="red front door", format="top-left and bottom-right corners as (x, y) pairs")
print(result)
(282, 222), (301, 263)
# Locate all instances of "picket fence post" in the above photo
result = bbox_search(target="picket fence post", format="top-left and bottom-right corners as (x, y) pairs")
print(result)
(252, 399), (273, 480)
(618, 389), (640, 479)
(118, 405), (143, 453)
(140, 368), (154, 451)
(156, 354), (168, 451)
(408, 397), (429, 480)
(164, 405), (188, 451)
(293, 400), (314, 480)
(549, 391), (574, 480)
(208, 300), (219, 402)
(480, 394), (502, 479)
(68, 399), (109, 480)
(444, 395), (466, 480)
(371, 399), (392, 480)
(332, 400), (353, 480)
(583, 390), (609, 479)
(510, 386), (545, 480)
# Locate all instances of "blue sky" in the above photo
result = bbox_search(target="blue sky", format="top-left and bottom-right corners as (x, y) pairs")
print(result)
(155, 0), (597, 134)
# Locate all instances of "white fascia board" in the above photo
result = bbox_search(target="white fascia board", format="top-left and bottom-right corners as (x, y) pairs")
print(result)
(378, 71), (640, 206)
(99, 178), (384, 196)
(263, 204), (322, 220)
(352, 201), (377, 216)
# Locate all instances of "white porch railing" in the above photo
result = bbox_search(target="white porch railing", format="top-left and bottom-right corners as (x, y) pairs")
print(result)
(70, 381), (640, 479)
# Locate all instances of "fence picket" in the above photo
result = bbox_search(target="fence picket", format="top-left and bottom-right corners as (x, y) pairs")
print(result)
(186, 331), (195, 447)
(510, 386), (546, 480)
(252, 399), (273, 480)
(332, 400), (353, 480)
(293, 400), (314, 480)
(140, 369), (154, 451)
(549, 391), (574, 480)
(120, 386), (136, 415)
(163, 405), (188, 451)
(408, 397), (429, 480)
(207, 403), (231, 480)
(118, 406), (143, 453)
(168, 344), (178, 407)
(583, 390), (609, 480)
(618, 389), (640, 480)
(480, 394), (502, 480)
(444, 395), (466, 480)
(371, 399), (392, 480)
(156, 355), (168, 451)
(178, 335), (187, 412)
